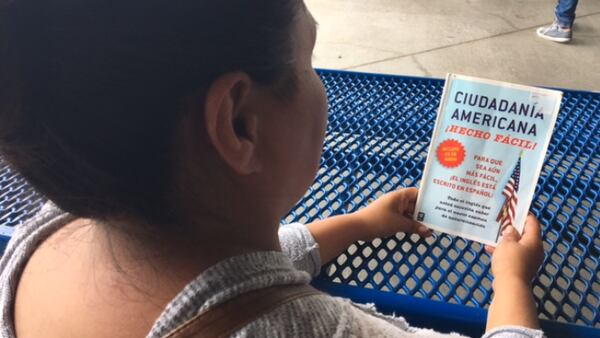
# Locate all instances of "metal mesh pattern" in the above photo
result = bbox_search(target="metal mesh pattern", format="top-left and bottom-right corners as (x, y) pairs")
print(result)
(0, 159), (45, 233)
(0, 70), (598, 328)
(285, 70), (600, 327)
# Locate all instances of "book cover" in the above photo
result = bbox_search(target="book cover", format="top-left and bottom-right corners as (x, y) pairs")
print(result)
(414, 74), (562, 246)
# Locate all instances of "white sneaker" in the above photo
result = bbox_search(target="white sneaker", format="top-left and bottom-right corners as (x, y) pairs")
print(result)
(536, 22), (572, 43)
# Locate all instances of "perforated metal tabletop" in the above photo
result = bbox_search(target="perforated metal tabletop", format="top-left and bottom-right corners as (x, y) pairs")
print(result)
(1, 70), (599, 336)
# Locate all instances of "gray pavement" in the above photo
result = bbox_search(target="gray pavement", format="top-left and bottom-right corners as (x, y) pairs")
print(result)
(306, 0), (600, 92)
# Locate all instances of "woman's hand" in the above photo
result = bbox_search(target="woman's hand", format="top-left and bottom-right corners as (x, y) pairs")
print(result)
(306, 187), (431, 264)
(485, 215), (545, 331)
(353, 187), (432, 241)
(485, 215), (544, 284)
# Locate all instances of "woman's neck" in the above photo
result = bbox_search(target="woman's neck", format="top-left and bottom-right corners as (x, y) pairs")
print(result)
(95, 215), (282, 299)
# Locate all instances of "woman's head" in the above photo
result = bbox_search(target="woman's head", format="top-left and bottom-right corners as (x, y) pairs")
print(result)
(0, 0), (327, 229)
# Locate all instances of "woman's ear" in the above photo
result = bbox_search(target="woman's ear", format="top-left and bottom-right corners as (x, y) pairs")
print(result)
(203, 72), (261, 175)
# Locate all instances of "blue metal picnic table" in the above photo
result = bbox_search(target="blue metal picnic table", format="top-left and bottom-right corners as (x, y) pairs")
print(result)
(1, 70), (599, 337)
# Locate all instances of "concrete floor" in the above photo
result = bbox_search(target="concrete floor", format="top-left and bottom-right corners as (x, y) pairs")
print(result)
(306, 0), (600, 92)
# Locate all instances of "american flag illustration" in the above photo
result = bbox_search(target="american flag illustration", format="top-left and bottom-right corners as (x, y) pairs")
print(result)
(496, 154), (522, 238)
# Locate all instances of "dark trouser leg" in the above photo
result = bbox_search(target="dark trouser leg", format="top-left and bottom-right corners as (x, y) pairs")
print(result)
(555, 0), (579, 28)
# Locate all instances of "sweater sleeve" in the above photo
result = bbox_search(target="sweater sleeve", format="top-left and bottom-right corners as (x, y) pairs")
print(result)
(278, 223), (322, 277)
(482, 326), (546, 338)
(278, 225), (546, 338)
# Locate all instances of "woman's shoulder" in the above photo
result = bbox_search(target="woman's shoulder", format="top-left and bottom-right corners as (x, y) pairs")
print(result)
(12, 217), (164, 338)
(237, 293), (467, 338)
(0, 203), (74, 337)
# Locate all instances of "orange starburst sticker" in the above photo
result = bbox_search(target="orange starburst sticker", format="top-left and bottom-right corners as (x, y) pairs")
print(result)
(436, 139), (466, 168)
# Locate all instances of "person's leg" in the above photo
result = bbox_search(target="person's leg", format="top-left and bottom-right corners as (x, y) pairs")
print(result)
(537, 0), (579, 42)
(555, 0), (579, 28)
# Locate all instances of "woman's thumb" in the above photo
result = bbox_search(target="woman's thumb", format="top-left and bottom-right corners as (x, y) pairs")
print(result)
(500, 225), (520, 242)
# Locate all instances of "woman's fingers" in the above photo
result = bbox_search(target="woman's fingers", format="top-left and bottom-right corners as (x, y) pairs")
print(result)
(413, 220), (433, 237)
(397, 216), (432, 237)
(419, 227), (434, 238)
(392, 187), (418, 215)
(520, 215), (542, 245)
(402, 187), (419, 200)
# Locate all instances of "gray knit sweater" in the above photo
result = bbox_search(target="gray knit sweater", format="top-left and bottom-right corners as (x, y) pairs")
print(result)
(0, 203), (545, 338)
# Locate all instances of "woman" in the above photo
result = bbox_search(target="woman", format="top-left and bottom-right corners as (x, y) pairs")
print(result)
(0, 1), (544, 337)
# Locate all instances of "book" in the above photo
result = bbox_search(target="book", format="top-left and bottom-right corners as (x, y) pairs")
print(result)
(413, 74), (562, 246)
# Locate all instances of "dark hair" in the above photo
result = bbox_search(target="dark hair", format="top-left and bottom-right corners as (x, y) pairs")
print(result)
(0, 0), (301, 224)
